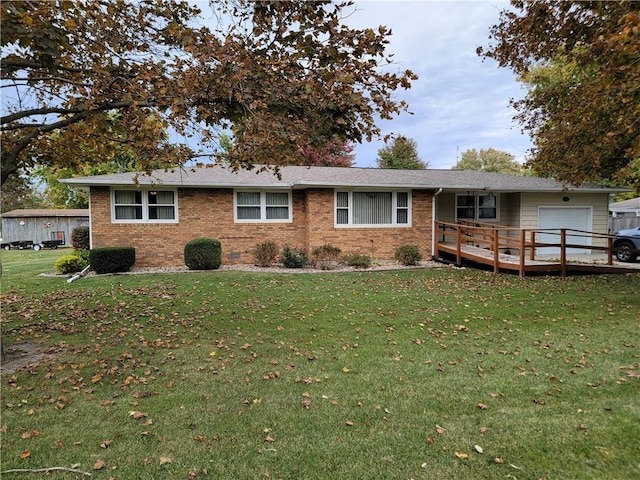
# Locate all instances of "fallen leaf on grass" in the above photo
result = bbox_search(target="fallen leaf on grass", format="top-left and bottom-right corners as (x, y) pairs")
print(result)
(20, 450), (31, 459)
(494, 457), (504, 464)
(100, 440), (113, 448)
(345, 420), (354, 426)
(129, 410), (148, 419)
(477, 402), (488, 410)
(426, 435), (435, 445)
(454, 452), (469, 459)
(159, 456), (173, 465)
(435, 425), (446, 434)
(474, 445), (484, 454)
(94, 459), (106, 470)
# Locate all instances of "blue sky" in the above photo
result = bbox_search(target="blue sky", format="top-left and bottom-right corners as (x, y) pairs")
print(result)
(347, 0), (533, 169)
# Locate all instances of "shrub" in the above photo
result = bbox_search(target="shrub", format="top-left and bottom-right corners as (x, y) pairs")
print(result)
(184, 237), (222, 270)
(312, 244), (342, 270)
(253, 240), (279, 267)
(71, 226), (90, 250)
(89, 247), (136, 274)
(394, 244), (422, 266)
(280, 246), (309, 268)
(54, 253), (88, 274)
(343, 252), (372, 269)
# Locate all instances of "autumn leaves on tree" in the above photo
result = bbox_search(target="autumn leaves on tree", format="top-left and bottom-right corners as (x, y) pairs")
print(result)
(0, 0), (416, 186)
(479, 0), (640, 189)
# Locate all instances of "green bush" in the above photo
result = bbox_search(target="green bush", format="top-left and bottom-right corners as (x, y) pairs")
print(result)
(394, 244), (422, 266)
(71, 226), (90, 250)
(253, 240), (279, 267)
(343, 252), (372, 269)
(184, 237), (222, 270)
(54, 254), (88, 274)
(312, 244), (342, 270)
(89, 247), (136, 274)
(280, 246), (309, 268)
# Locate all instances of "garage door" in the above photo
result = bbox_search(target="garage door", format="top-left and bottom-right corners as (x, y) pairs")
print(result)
(537, 207), (592, 255)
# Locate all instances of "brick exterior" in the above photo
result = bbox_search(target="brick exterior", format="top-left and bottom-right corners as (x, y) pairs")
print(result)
(89, 186), (434, 268)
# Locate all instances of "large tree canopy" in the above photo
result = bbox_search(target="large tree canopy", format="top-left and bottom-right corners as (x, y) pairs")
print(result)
(453, 148), (524, 175)
(478, 0), (639, 188)
(376, 135), (427, 169)
(0, 0), (416, 186)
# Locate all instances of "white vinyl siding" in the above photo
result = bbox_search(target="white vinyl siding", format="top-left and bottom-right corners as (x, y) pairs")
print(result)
(112, 189), (177, 223)
(235, 190), (292, 222)
(335, 190), (411, 227)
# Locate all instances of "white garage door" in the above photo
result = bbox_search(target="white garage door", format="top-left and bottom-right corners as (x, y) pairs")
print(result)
(537, 207), (592, 255)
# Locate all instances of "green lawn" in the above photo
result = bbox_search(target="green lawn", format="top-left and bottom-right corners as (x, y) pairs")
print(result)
(1, 249), (639, 479)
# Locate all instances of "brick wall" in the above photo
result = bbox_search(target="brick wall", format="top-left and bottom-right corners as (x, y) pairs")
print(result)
(89, 186), (434, 268)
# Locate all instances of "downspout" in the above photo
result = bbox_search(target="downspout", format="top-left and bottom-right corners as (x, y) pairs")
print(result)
(431, 188), (443, 259)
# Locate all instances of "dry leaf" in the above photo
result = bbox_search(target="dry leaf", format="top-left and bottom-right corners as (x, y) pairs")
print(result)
(20, 450), (31, 459)
(474, 444), (484, 454)
(93, 459), (106, 470)
(345, 420), (354, 426)
(454, 452), (469, 459)
(494, 457), (505, 464)
(100, 440), (113, 448)
(265, 436), (275, 442)
(91, 374), (103, 383)
(128, 410), (148, 419)
(426, 435), (435, 445)
(159, 456), (173, 465)
(435, 425), (446, 434)
(477, 402), (488, 410)
(342, 367), (350, 373)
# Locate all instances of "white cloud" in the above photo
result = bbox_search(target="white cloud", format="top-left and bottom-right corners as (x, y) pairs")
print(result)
(348, 0), (532, 168)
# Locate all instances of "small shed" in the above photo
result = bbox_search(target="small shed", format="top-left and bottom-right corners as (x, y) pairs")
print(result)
(1, 209), (89, 247)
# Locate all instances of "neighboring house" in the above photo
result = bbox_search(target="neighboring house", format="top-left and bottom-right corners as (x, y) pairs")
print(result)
(61, 165), (627, 268)
(609, 197), (640, 233)
(1, 209), (89, 247)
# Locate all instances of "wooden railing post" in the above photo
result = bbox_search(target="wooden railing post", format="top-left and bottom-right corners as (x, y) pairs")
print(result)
(493, 228), (500, 274)
(560, 229), (567, 277)
(455, 224), (462, 266)
(519, 229), (526, 278)
(530, 231), (536, 260)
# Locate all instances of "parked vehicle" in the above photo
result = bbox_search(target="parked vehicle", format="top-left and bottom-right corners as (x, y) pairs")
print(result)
(613, 226), (640, 262)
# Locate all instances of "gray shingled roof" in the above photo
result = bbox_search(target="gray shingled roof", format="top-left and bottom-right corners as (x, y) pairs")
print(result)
(609, 196), (640, 212)
(61, 165), (626, 193)
(1, 209), (90, 218)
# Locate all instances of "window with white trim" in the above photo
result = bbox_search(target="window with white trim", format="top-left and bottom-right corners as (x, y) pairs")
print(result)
(455, 193), (498, 221)
(335, 190), (411, 227)
(235, 190), (292, 222)
(112, 189), (177, 222)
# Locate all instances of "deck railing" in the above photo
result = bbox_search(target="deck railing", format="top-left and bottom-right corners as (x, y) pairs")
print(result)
(434, 220), (626, 277)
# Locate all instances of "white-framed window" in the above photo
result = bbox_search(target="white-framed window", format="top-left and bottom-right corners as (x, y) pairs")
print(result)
(112, 189), (178, 223)
(234, 190), (292, 222)
(455, 193), (498, 221)
(335, 190), (411, 227)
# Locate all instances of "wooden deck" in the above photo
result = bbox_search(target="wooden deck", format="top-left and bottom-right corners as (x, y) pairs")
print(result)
(434, 221), (640, 277)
